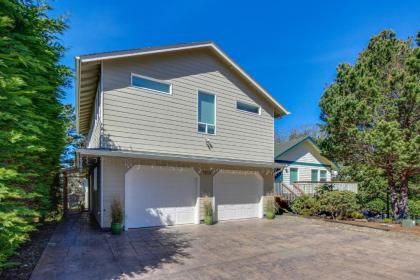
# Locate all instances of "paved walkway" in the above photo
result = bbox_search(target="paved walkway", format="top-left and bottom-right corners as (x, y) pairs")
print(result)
(31, 213), (420, 280)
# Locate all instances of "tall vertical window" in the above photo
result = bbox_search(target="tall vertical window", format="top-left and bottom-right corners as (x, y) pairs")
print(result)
(290, 168), (298, 185)
(311, 169), (319, 182)
(197, 91), (215, 134)
(320, 170), (327, 182)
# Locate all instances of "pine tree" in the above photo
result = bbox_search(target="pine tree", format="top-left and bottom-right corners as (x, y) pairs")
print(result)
(0, 0), (70, 266)
(320, 30), (420, 219)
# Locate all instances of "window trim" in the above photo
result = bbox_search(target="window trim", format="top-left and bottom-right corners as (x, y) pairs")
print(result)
(236, 100), (261, 115)
(197, 90), (216, 135)
(130, 73), (172, 95)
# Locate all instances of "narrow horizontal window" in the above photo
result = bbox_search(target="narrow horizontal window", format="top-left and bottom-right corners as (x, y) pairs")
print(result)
(131, 74), (171, 94)
(236, 101), (260, 114)
(198, 91), (216, 135)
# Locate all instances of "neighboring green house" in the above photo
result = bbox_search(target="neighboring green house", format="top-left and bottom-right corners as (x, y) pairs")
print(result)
(274, 136), (342, 194)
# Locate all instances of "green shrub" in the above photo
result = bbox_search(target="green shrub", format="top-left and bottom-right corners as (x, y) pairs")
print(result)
(315, 184), (334, 196)
(383, 218), (392, 223)
(407, 200), (420, 218)
(318, 191), (359, 220)
(291, 195), (319, 216)
(365, 198), (386, 214)
(351, 212), (364, 219)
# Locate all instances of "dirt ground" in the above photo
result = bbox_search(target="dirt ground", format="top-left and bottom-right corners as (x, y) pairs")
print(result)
(0, 219), (58, 280)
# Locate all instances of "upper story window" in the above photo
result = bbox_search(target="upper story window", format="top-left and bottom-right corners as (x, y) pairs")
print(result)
(197, 91), (216, 135)
(131, 73), (172, 94)
(236, 101), (260, 115)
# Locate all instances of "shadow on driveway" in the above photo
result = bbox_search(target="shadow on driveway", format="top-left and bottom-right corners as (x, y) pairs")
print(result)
(30, 212), (192, 280)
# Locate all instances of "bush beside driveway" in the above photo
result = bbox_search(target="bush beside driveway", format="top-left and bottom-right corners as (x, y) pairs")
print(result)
(31, 213), (420, 280)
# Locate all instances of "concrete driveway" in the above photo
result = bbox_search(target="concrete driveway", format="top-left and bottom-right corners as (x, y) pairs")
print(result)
(31, 213), (420, 280)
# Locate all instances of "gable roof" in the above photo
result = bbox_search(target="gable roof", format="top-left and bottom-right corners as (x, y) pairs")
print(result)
(75, 41), (290, 134)
(274, 136), (338, 169)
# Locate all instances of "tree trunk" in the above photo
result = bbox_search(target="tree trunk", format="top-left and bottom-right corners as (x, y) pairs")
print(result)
(397, 175), (409, 219)
(386, 169), (399, 219)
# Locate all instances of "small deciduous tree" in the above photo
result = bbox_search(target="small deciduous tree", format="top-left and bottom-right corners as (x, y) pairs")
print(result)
(320, 30), (420, 219)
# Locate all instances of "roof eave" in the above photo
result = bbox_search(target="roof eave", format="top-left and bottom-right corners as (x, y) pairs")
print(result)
(75, 56), (81, 134)
(275, 137), (338, 169)
(79, 42), (215, 63)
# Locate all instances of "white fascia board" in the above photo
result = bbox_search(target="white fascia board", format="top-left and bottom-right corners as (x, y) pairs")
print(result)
(79, 43), (214, 63)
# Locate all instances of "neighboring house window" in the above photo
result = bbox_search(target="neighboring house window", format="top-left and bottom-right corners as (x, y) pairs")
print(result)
(320, 170), (327, 182)
(311, 169), (318, 182)
(197, 91), (216, 134)
(131, 73), (172, 94)
(290, 168), (298, 185)
(236, 101), (260, 114)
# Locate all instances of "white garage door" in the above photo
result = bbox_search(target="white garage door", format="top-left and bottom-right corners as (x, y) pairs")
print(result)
(125, 166), (199, 228)
(214, 171), (263, 221)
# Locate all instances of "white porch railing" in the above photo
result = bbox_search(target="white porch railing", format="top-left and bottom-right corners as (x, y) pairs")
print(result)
(274, 181), (358, 200)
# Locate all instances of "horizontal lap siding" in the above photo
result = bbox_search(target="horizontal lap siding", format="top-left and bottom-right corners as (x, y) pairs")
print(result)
(279, 142), (332, 185)
(280, 143), (324, 164)
(102, 49), (274, 162)
(282, 164), (331, 184)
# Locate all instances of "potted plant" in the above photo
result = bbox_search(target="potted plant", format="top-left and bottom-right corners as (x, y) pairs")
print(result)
(111, 199), (123, 235)
(265, 195), (277, 220)
(203, 196), (213, 225)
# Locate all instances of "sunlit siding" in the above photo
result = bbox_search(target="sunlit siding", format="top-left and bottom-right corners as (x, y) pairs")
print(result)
(102, 49), (274, 163)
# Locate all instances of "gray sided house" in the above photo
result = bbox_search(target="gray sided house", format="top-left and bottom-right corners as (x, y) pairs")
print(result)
(75, 42), (289, 229)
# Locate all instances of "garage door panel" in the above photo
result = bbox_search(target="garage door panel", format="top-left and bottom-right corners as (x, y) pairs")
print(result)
(214, 172), (262, 221)
(125, 166), (198, 228)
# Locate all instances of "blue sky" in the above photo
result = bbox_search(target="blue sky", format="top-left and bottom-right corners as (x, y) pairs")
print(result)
(52, 0), (420, 137)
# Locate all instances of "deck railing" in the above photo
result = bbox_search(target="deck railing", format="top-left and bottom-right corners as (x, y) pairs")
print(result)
(274, 181), (358, 201)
